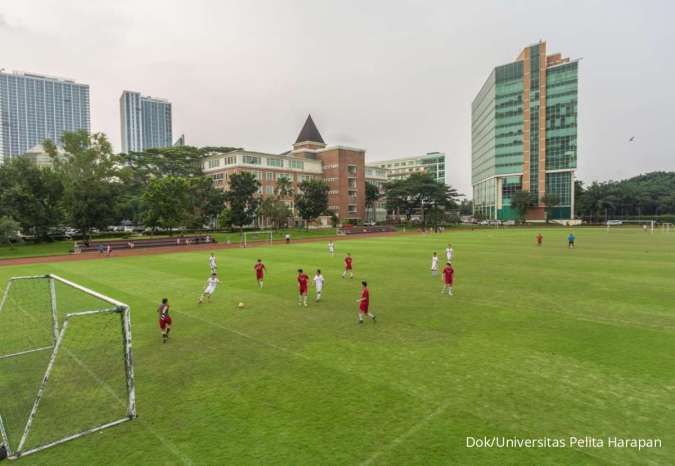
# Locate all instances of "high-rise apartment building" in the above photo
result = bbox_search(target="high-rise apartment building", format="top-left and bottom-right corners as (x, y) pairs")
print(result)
(471, 41), (578, 221)
(0, 70), (90, 163)
(120, 91), (172, 153)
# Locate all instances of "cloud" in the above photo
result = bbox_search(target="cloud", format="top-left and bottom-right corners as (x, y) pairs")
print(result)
(0, 14), (8, 28)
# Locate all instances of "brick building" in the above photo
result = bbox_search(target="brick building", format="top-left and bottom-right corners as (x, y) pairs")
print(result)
(202, 115), (383, 224)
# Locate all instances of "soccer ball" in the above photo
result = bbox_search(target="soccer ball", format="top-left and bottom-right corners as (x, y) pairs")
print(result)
(238, 302), (245, 308)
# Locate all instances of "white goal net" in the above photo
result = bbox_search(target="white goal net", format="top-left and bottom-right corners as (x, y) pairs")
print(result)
(241, 231), (273, 248)
(0, 274), (136, 460)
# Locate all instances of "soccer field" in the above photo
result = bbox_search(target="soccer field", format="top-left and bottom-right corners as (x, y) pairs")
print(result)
(1, 228), (674, 465)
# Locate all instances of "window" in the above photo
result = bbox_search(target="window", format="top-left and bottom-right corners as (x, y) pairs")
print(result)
(207, 158), (220, 169)
(267, 158), (284, 168)
(289, 160), (304, 170)
(243, 155), (261, 165)
(265, 185), (274, 194)
(265, 172), (274, 181)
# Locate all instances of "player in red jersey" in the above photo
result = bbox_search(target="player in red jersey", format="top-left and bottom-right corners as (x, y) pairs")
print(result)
(297, 268), (309, 307)
(342, 252), (354, 279)
(536, 233), (543, 246)
(441, 262), (454, 296)
(357, 281), (376, 324)
(157, 298), (172, 343)
(254, 259), (267, 288)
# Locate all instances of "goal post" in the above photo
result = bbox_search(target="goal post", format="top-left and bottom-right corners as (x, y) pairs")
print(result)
(605, 219), (655, 233)
(0, 274), (136, 460)
(241, 230), (273, 248)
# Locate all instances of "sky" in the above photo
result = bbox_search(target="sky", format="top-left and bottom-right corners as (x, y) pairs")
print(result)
(1, 0), (674, 195)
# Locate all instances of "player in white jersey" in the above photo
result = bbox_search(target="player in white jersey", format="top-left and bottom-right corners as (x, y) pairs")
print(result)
(328, 240), (335, 256)
(198, 273), (220, 304)
(209, 253), (217, 274)
(431, 252), (439, 276)
(314, 269), (325, 301)
(445, 244), (454, 262)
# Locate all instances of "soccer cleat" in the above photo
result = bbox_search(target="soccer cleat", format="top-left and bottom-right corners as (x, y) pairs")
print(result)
(358, 320), (363, 324)
(372, 316), (376, 323)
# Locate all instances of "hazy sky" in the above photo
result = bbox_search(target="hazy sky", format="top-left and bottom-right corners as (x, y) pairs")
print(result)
(1, 0), (674, 195)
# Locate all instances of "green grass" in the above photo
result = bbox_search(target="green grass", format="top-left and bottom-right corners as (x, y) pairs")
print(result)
(0, 228), (673, 465)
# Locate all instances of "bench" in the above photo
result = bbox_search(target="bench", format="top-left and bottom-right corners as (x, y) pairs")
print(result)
(74, 236), (216, 253)
(337, 226), (396, 236)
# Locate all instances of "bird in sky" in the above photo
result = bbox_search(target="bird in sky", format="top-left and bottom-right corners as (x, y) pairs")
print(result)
(629, 136), (636, 142)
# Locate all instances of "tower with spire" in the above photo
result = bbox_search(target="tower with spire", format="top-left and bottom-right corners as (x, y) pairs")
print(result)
(293, 114), (326, 151)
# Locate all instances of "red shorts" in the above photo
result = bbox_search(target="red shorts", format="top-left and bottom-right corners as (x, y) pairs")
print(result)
(299, 287), (308, 295)
(256, 273), (264, 280)
(345, 265), (352, 270)
(159, 316), (172, 330)
(359, 304), (369, 313)
(444, 279), (453, 285)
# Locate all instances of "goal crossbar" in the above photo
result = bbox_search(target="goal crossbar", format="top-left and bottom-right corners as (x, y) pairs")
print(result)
(0, 274), (136, 460)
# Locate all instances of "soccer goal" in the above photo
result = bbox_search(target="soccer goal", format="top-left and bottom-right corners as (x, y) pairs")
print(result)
(661, 223), (672, 233)
(606, 219), (655, 233)
(241, 231), (273, 248)
(0, 274), (136, 460)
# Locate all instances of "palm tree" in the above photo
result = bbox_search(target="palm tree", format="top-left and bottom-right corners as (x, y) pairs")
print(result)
(275, 176), (293, 199)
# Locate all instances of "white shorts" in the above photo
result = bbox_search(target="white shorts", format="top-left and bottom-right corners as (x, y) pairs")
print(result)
(204, 286), (216, 295)
(316, 285), (323, 293)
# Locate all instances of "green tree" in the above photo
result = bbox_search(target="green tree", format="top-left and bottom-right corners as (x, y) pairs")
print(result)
(218, 207), (233, 230)
(259, 197), (292, 229)
(185, 177), (227, 228)
(120, 146), (208, 178)
(365, 182), (381, 223)
(459, 198), (473, 215)
(511, 190), (537, 223)
(142, 176), (190, 234)
(48, 131), (121, 239)
(274, 175), (294, 199)
(0, 216), (21, 248)
(0, 157), (64, 240)
(542, 192), (561, 223)
(225, 172), (260, 233)
(295, 179), (329, 229)
(384, 173), (460, 228)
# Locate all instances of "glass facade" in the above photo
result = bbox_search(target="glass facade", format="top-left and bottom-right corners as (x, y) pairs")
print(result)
(472, 42), (578, 221)
(546, 62), (578, 171)
(0, 72), (90, 162)
(120, 91), (172, 153)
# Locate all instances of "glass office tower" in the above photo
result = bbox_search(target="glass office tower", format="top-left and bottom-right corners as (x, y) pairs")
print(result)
(471, 41), (578, 220)
(0, 71), (90, 163)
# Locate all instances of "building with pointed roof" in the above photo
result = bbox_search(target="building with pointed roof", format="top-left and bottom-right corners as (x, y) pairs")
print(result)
(293, 114), (326, 151)
(201, 114), (380, 224)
